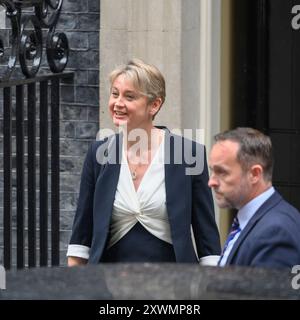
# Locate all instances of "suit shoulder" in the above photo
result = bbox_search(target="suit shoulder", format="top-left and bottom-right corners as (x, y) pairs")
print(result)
(261, 199), (300, 233)
(168, 132), (205, 150)
(276, 198), (300, 225)
(89, 133), (118, 155)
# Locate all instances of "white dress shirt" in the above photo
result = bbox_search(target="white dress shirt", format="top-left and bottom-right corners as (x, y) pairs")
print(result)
(219, 186), (275, 266)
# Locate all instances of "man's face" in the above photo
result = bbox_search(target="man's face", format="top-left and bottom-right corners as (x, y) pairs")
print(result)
(208, 140), (252, 209)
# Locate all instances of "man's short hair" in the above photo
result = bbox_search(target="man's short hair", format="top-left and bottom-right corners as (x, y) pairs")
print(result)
(214, 127), (274, 181)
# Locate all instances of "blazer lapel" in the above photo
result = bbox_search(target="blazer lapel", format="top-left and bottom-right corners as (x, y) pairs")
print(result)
(226, 191), (282, 264)
(164, 131), (187, 249)
(93, 134), (122, 232)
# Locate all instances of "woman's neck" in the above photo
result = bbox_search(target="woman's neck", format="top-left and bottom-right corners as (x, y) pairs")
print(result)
(125, 127), (164, 166)
(124, 125), (163, 151)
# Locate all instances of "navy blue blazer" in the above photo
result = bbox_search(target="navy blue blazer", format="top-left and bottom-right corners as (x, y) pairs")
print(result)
(226, 191), (300, 268)
(69, 129), (221, 263)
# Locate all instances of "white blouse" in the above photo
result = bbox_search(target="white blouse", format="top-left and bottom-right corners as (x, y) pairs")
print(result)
(108, 133), (171, 248)
(67, 134), (172, 259)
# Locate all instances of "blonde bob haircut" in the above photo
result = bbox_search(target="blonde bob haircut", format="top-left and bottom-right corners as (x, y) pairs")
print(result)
(109, 59), (166, 109)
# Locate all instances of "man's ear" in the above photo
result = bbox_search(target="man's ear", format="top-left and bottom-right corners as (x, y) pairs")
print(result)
(150, 98), (162, 117)
(249, 164), (263, 183)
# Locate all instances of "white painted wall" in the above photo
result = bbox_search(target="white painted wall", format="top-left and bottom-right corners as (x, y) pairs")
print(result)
(100, 0), (182, 131)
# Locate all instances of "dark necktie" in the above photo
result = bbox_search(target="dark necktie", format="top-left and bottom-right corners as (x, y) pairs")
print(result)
(218, 216), (241, 265)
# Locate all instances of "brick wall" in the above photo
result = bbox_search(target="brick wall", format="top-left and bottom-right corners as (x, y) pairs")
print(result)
(0, 0), (100, 266)
(58, 0), (100, 265)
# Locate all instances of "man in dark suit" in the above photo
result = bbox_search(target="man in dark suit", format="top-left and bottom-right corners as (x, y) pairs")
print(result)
(208, 127), (300, 268)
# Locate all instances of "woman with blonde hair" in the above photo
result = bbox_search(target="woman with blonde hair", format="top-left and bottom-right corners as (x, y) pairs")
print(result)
(67, 59), (220, 265)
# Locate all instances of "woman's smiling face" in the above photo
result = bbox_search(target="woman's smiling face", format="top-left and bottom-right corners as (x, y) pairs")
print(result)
(109, 74), (158, 130)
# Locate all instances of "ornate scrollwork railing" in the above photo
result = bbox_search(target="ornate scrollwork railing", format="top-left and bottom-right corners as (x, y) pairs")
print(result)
(0, 0), (69, 81)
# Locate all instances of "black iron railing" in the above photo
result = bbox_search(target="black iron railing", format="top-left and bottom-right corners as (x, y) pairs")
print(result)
(0, 0), (73, 269)
(0, 0), (69, 80)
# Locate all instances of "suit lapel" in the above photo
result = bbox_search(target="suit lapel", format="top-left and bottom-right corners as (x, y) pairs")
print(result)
(93, 134), (122, 231)
(164, 131), (187, 246)
(226, 191), (282, 264)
